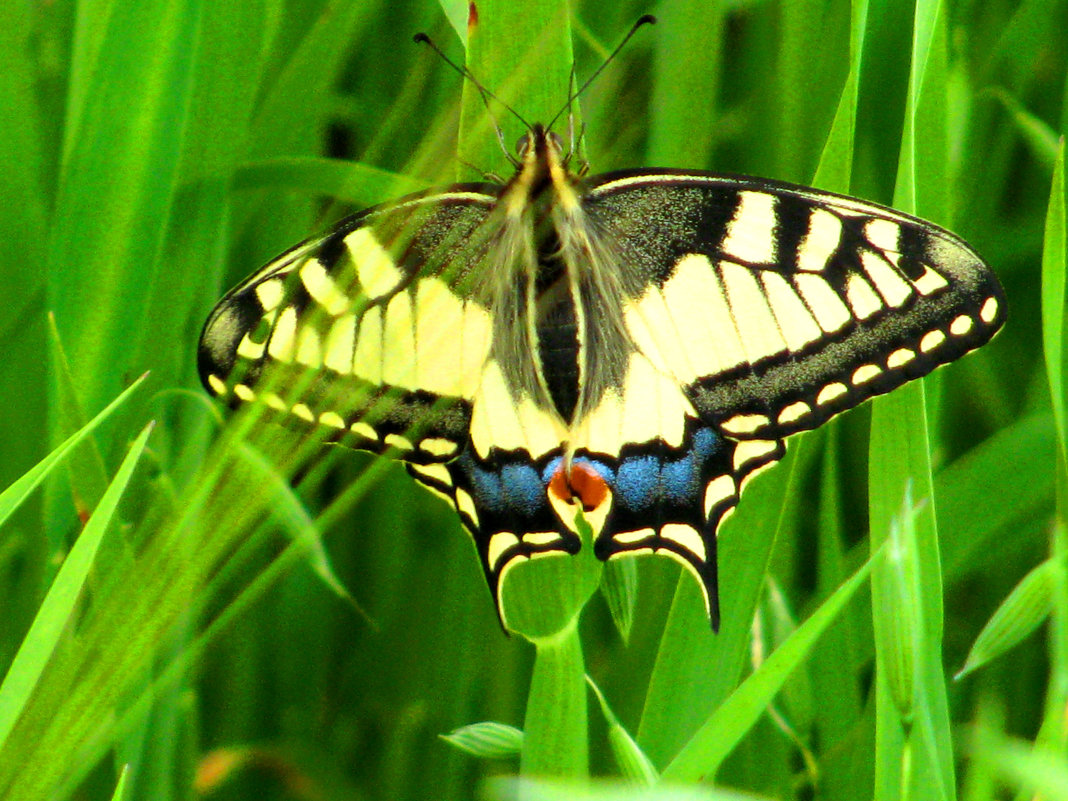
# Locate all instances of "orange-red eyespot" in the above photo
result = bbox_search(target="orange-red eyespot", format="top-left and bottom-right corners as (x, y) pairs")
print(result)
(548, 461), (609, 512)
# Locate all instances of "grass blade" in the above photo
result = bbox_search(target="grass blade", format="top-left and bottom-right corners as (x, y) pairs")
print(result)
(0, 421), (154, 752)
(662, 547), (877, 782)
(0, 376), (146, 529)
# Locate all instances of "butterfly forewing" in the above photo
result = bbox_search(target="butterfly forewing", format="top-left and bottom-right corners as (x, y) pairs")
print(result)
(198, 187), (502, 463)
(587, 171), (1006, 441)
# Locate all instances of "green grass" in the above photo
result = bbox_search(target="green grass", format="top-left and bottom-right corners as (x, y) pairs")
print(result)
(0, 0), (1062, 799)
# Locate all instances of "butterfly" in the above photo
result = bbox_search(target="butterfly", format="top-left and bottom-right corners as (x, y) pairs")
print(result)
(198, 49), (1004, 632)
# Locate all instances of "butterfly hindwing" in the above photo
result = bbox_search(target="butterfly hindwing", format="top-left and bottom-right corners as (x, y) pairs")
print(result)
(587, 171), (1005, 441)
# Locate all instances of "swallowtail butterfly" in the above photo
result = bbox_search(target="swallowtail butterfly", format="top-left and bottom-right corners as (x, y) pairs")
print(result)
(198, 47), (1004, 631)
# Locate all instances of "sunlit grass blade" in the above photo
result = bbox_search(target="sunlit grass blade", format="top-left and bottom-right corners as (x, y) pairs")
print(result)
(0, 420), (154, 752)
(46, 314), (109, 541)
(868, 0), (957, 798)
(661, 545), (878, 782)
(459, 0), (573, 173)
(1042, 138), (1068, 498)
(108, 766), (129, 801)
(0, 375), (147, 529)
(1034, 133), (1068, 762)
(599, 558), (638, 645)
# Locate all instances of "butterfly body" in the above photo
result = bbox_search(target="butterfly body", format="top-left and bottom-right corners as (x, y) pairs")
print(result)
(199, 124), (1004, 630)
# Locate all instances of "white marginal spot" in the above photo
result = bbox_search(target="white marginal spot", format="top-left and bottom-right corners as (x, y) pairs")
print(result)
(721, 413), (769, 436)
(323, 313), (356, 373)
(208, 374), (228, 395)
(777, 400), (811, 425)
(410, 462), (452, 488)
(861, 251), (912, 308)
(347, 227), (405, 299)
(523, 532), (560, 546)
(615, 528), (655, 545)
(319, 411), (345, 429)
(300, 259), (350, 316)
(720, 262), (787, 363)
(661, 523), (707, 561)
(234, 384), (255, 402)
(255, 279), (285, 313)
(794, 273), (852, 334)
(980, 297), (999, 324)
(845, 273), (883, 320)
(723, 190), (778, 264)
(761, 272), (822, 351)
(852, 364), (881, 385)
(797, 207), (841, 272)
(887, 348), (915, 369)
(353, 305), (383, 383)
(267, 306), (298, 361)
(384, 433), (414, 452)
(817, 383), (848, 405)
(920, 330), (946, 353)
(488, 532), (520, 570)
(913, 264), (949, 295)
(455, 487), (478, 526)
(264, 393), (287, 411)
(381, 291), (417, 387)
(733, 439), (779, 472)
(292, 403), (314, 422)
(350, 421), (378, 441)
(420, 437), (459, 458)
(703, 475), (736, 516)
(864, 218), (901, 253)
(950, 315), (973, 336)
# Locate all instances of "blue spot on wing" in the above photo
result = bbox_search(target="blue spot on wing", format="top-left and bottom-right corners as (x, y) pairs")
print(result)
(607, 425), (725, 517)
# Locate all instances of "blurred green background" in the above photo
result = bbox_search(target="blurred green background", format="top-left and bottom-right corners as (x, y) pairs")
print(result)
(0, 0), (1064, 799)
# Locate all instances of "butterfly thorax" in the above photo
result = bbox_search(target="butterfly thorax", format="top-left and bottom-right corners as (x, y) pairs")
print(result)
(488, 125), (634, 434)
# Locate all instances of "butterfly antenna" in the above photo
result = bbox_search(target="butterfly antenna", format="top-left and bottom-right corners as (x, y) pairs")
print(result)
(414, 32), (532, 163)
(547, 14), (656, 131)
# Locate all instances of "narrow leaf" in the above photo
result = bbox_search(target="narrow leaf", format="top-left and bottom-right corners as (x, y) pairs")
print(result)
(0, 375), (147, 528)
(0, 421), (155, 751)
(662, 548), (878, 782)
(957, 559), (1056, 680)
